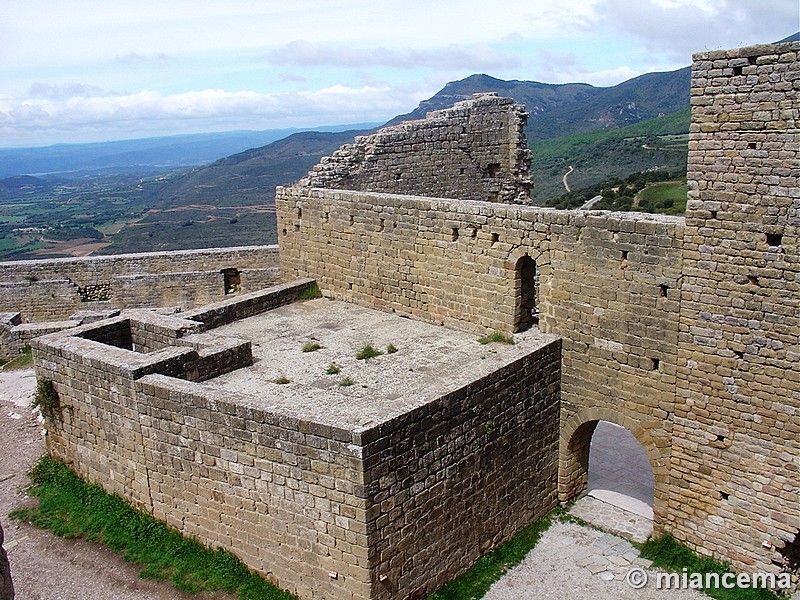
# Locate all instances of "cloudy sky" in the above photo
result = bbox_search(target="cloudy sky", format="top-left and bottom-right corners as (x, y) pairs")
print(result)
(1, 0), (796, 147)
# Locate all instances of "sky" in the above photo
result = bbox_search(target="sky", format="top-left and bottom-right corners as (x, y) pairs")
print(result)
(0, 0), (797, 147)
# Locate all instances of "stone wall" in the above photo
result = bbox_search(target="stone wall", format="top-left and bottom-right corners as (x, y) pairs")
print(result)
(32, 281), (561, 600)
(0, 245), (280, 323)
(362, 343), (561, 599)
(671, 41), (799, 574)
(276, 186), (684, 530)
(300, 93), (532, 204)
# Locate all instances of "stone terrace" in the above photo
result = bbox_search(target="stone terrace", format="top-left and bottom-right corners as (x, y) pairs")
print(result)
(207, 298), (558, 426)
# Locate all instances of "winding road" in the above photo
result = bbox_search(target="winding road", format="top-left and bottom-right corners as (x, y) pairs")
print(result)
(563, 165), (575, 192)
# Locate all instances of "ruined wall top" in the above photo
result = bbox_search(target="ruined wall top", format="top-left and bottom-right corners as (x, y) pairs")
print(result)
(297, 93), (533, 204)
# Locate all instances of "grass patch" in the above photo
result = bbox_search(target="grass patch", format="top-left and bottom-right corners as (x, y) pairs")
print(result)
(297, 283), (322, 301)
(11, 456), (296, 599)
(386, 343), (398, 354)
(325, 363), (341, 375)
(637, 181), (688, 215)
(477, 332), (515, 345)
(273, 376), (291, 385)
(640, 535), (787, 599)
(355, 344), (383, 361)
(3, 344), (33, 370)
(338, 377), (355, 387)
(301, 341), (321, 353)
(426, 511), (553, 599)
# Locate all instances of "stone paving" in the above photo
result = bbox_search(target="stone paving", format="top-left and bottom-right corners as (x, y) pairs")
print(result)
(486, 522), (705, 600)
(571, 495), (654, 543)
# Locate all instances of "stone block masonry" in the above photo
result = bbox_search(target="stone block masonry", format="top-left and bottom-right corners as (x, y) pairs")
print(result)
(300, 93), (533, 204)
(0, 245), (280, 324)
(278, 40), (799, 584)
(277, 186), (684, 536)
(18, 38), (799, 599)
(671, 41), (799, 575)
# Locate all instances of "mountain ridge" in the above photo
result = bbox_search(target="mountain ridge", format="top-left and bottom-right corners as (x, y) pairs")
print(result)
(388, 67), (691, 142)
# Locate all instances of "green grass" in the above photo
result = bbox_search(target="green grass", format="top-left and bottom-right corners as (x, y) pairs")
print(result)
(426, 511), (553, 599)
(477, 332), (515, 345)
(386, 343), (398, 354)
(11, 456), (296, 600)
(297, 284), (322, 301)
(301, 341), (321, 353)
(639, 535), (787, 600)
(2, 344), (33, 369)
(355, 343), (383, 360)
(637, 181), (688, 214)
(338, 377), (355, 387)
(273, 376), (291, 385)
(325, 363), (341, 375)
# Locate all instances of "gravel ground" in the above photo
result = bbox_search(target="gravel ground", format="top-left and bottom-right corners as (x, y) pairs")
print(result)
(0, 368), (234, 600)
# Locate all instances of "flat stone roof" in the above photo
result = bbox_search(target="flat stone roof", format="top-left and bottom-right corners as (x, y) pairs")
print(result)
(204, 298), (559, 427)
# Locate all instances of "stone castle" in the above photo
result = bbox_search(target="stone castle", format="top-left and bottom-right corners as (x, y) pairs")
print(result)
(0, 41), (796, 600)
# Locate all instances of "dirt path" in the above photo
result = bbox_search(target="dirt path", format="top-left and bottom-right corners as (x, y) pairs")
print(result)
(563, 165), (574, 192)
(0, 368), (233, 600)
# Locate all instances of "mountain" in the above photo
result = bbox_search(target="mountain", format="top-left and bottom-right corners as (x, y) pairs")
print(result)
(0, 175), (54, 198)
(388, 68), (691, 142)
(0, 124), (381, 179)
(95, 129), (373, 255)
(142, 129), (372, 209)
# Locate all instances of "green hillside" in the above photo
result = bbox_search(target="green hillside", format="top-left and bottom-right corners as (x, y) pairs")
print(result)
(531, 107), (690, 203)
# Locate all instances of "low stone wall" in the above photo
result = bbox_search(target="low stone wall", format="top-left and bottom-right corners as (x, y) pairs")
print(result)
(0, 245), (280, 323)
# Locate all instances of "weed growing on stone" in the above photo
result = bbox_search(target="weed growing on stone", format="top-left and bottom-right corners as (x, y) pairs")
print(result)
(301, 341), (321, 353)
(11, 456), (297, 600)
(477, 332), (515, 345)
(339, 377), (355, 387)
(273, 376), (291, 385)
(325, 363), (341, 375)
(355, 344), (382, 360)
(297, 283), (322, 301)
(386, 343), (398, 354)
(33, 378), (60, 421)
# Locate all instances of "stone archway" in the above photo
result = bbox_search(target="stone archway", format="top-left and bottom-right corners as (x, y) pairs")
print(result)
(559, 408), (668, 533)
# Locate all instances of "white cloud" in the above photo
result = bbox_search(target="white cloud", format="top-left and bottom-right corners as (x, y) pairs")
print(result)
(265, 41), (523, 71)
(0, 84), (428, 145)
(27, 83), (118, 99)
(593, 0), (799, 61)
(114, 53), (172, 65)
(278, 72), (307, 83)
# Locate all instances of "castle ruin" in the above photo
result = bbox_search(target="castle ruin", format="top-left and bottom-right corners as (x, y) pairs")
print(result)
(0, 41), (796, 600)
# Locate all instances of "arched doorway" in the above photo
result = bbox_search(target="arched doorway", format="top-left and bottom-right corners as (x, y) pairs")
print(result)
(514, 255), (538, 332)
(588, 421), (654, 519)
(560, 411), (666, 539)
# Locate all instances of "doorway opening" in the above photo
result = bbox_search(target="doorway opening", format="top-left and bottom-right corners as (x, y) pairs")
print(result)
(514, 255), (538, 331)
